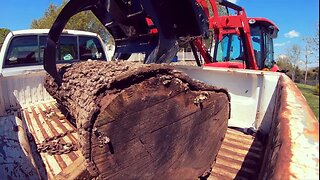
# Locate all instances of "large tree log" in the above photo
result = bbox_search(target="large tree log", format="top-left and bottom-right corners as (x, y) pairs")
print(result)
(44, 61), (230, 179)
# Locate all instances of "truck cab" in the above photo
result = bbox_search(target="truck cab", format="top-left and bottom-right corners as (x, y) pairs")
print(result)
(0, 29), (108, 179)
(0, 29), (108, 76)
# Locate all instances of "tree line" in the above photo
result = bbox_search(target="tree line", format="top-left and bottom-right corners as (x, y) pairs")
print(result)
(30, 0), (112, 44)
(277, 54), (319, 85)
(276, 25), (319, 86)
(0, 28), (10, 49)
(0, 0), (113, 49)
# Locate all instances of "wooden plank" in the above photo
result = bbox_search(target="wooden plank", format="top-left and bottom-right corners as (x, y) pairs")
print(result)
(23, 107), (58, 179)
(38, 104), (78, 162)
(55, 157), (89, 180)
(211, 128), (265, 180)
(42, 103), (76, 138)
(30, 106), (65, 173)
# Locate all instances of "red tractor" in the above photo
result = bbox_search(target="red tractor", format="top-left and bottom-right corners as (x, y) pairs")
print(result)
(44, 0), (280, 80)
(193, 0), (280, 71)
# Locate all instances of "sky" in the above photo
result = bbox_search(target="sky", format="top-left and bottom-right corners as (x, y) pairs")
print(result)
(0, 0), (319, 66)
(234, 0), (319, 67)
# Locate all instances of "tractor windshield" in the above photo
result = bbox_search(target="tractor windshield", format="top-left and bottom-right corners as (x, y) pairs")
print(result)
(213, 34), (244, 63)
(211, 24), (276, 70)
(250, 25), (274, 69)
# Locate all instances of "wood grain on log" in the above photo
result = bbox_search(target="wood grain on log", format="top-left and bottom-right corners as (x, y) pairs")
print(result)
(44, 61), (230, 179)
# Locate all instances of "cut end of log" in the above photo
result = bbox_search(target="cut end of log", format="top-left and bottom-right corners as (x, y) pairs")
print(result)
(44, 60), (230, 179)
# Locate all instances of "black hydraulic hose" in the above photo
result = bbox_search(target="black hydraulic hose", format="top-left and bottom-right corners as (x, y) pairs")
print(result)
(190, 41), (202, 67)
(208, 31), (214, 56)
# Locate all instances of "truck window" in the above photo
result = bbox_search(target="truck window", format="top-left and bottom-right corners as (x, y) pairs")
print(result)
(39, 36), (78, 62)
(59, 36), (78, 61)
(4, 36), (40, 67)
(79, 36), (106, 60)
(39, 36), (48, 63)
(4, 34), (106, 68)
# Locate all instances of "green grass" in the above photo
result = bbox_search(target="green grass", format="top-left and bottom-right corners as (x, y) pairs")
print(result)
(296, 83), (319, 120)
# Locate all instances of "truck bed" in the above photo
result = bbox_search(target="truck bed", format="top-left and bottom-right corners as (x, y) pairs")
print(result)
(1, 65), (317, 179)
(21, 102), (87, 179)
(21, 101), (263, 179)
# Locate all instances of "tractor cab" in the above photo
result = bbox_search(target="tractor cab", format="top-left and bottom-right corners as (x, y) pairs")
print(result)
(207, 18), (279, 71)
(249, 18), (279, 70)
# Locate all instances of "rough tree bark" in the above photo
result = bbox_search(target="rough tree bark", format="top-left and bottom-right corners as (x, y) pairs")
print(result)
(44, 61), (230, 179)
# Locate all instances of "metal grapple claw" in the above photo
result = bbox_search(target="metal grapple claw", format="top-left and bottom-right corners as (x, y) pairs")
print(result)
(44, 0), (208, 81)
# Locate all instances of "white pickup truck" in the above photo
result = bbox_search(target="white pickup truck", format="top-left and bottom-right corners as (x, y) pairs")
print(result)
(0, 29), (107, 76)
(0, 29), (108, 179)
(0, 30), (318, 179)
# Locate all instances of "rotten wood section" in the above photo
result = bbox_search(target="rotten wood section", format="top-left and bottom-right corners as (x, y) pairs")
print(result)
(44, 61), (230, 179)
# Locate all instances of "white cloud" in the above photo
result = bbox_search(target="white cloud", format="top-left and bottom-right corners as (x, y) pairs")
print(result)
(284, 30), (300, 38)
(274, 43), (286, 47)
(274, 41), (291, 47)
(229, 0), (238, 3)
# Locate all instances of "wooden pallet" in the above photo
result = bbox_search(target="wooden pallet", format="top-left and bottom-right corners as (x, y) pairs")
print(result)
(210, 128), (264, 180)
(22, 102), (87, 179)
